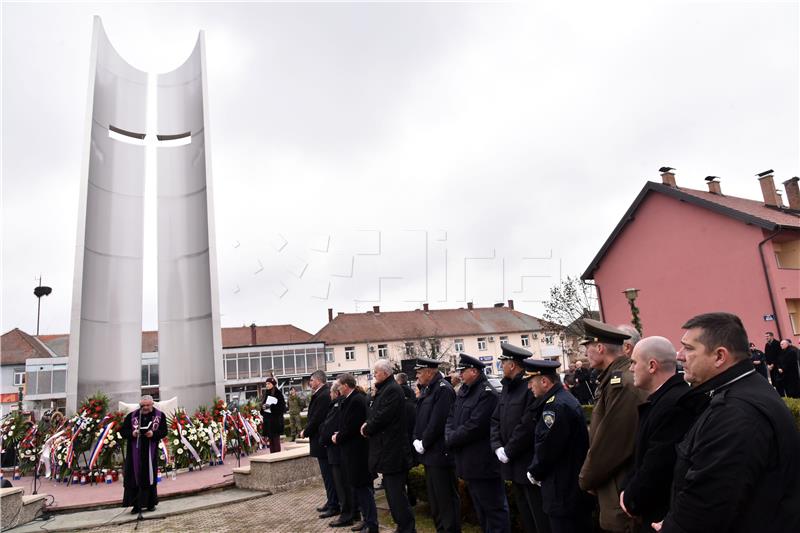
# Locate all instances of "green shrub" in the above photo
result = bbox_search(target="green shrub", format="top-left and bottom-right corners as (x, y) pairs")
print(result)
(783, 397), (800, 431)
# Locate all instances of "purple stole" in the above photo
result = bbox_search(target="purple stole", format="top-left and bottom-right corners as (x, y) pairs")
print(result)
(131, 408), (162, 487)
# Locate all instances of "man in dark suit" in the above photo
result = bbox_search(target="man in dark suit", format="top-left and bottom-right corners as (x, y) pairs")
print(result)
(764, 331), (782, 393)
(301, 370), (337, 517)
(620, 337), (696, 532)
(332, 373), (378, 533)
(490, 344), (542, 533)
(361, 361), (415, 533)
(413, 357), (459, 533)
(446, 353), (510, 533)
(524, 359), (592, 533)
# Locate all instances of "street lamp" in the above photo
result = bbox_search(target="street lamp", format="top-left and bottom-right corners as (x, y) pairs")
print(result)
(33, 277), (53, 336)
(623, 288), (643, 335)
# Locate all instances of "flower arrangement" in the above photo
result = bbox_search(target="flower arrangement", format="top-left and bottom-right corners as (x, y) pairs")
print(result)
(167, 408), (205, 469)
(0, 411), (28, 453)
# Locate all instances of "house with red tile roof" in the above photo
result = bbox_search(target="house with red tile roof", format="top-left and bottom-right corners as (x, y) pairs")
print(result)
(311, 301), (562, 387)
(581, 169), (800, 349)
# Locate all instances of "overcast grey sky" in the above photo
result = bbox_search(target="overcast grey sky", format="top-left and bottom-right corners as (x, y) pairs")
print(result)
(2, 1), (798, 337)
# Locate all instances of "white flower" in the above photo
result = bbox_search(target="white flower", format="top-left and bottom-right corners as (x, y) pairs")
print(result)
(173, 439), (179, 445)
(176, 448), (184, 454)
(117, 432), (122, 439)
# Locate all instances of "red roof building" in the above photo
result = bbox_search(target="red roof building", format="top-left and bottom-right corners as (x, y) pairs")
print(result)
(582, 169), (800, 347)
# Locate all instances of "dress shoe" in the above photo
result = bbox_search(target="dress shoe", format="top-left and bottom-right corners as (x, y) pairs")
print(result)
(329, 516), (355, 527)
(316, 504), (329, 512)
(146, 507), (155, 512)
(319, 508), (341, 518)
(350, 521), (365, 531)
(130, 508), (140, 515)
(358, 525), (379, 533)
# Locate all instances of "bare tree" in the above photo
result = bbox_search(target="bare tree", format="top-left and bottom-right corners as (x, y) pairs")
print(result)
(542, 276), (599, 336)
(394, 329), (456, 367)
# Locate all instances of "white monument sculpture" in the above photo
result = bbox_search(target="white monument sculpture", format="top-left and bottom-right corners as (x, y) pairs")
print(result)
(66, 17), (224, 413)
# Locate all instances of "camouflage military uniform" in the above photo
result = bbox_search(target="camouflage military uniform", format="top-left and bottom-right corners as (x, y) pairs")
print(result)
(288, 392), (304, 441)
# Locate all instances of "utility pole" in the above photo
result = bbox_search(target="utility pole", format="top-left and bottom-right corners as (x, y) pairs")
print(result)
(33, 276), (53, 336)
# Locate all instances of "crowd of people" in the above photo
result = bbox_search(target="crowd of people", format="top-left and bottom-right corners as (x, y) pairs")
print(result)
(249, 312), (800, 533)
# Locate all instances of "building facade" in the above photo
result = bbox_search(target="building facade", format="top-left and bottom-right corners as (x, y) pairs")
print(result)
(582, 170), (800, 348)
(312, 301), (561, 388)
(1, 324), (313, 418)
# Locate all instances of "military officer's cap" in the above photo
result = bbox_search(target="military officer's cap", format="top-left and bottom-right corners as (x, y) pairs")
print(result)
(456, 353), (485, 371)
(521, 358), (561, 380)
(414, 356), (444, 370)
(498, 343), (532, 362)
(579, 318), (631, 346)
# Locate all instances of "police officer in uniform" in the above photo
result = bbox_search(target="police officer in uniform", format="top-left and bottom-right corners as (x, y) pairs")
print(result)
(523, 359), (592, 533)
(490, 344), (545, 533)
(413, 357), (460, 533)
(578, 319), (647, 533)
(446, 354), (511, 533)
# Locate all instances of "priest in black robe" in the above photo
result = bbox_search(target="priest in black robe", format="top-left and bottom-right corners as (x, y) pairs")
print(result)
(120, 395), (168, 513)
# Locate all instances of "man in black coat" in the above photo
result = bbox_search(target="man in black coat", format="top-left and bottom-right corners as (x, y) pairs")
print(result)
(764, 331), (783, 393)
(361, 361), (415, 533)
(320, 383), (359, 526)
(777, 340), (800, 398)
(658, 312), (800, 533)
(333, 373), (378, 533)
(413, 357), (459, 533)
(748, 343), (768, 379)
(397, 372), (419, 506)
(446, 354), (510, 533)
(572, 360), (594, 405)
(620, 337), (695, 532)
(301, 370), (337, 517)
(523, 359), (592, 533)
(490, 343), (542, 533)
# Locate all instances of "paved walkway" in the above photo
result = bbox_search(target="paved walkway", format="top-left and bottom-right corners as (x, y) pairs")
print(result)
(13, 448), (275, 511)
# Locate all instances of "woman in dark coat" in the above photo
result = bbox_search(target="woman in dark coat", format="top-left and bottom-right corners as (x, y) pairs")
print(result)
(261, 377), (286, 452)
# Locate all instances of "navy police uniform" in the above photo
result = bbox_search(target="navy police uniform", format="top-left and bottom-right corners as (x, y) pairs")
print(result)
(446, 354), (511, 533)
(490, 344), (544, 533)
(523, 359), (592, 533)
(414, 357), (460, 533)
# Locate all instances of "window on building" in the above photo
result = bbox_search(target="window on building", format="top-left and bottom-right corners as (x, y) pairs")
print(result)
(405, 342), (415, 356)
(478, 337), (487, 351)
(788, 299), (800, 334)
(521, 334), (530, 347)
(499, 336), (509, 344)
(345, 346), (356, 361)
(238, 353), (250, 379)
(454, 339), (464, 352)
(544, 335), (554, 345)
(250, 352), (261, 377)
(284, 349), (297, 374)
(774, 240), (800, 269)
(326, 348), (334, 363)
(378, 344), (388, 358)
(225, 356), (237, 380)
(13, 369), (25, 386)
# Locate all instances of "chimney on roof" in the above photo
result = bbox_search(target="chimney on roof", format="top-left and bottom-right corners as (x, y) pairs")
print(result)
(328, 308), (334, 322)
(757, 169), (780, 207)
(423, 303), (429, 312)
(250, 323), (257, 346)
(659, 166), (676, 187)
(494, 302), (504, 308)
(507, 299), (514, 309)
(705, 176), (722, 195)
(776, 190), (785, 207)
(783, 177), (800, 210)
(467, 302), (474, 310)
(373, 305), (380, 314)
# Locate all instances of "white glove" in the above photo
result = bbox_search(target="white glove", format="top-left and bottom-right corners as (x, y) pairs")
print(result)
(413, 439), (425, 454)
(495, 447), (509, 464)
(526, 471), (540, 486)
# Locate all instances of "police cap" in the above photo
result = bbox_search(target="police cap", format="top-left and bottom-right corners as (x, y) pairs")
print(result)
(521, 358), (560, 380)
(498, 343), (532, 362)
(414, 356), (444, 370)
(456, 353), (485, 371)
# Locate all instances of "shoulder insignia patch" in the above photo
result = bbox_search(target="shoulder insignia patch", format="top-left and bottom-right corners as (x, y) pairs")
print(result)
(546, 396), (555, 404)
(440, 381), (447, 387)
(485, 386), (493, 392)
(610, 371), (623, 386)
(542, 410), (556, 428)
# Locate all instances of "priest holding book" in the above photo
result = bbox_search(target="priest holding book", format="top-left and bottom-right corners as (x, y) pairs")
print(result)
(120, 395), (168, 514)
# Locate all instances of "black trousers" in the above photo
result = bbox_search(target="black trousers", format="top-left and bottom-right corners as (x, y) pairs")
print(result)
(317, 455), (339, 509)
(354, 485), (378, 528)
(549, 514), (593, 533)
(425, 465), (461, 533)
(512, 482), (551, 533)
(466, 477), (511, 533)
(331, 463), (356, 519)
(383, 471), (416, 533)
